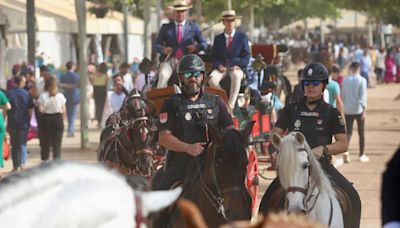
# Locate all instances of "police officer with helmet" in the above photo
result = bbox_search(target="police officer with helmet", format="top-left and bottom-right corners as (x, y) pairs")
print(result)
(155, 54), (234, 191)
(259, 62), (361, 228)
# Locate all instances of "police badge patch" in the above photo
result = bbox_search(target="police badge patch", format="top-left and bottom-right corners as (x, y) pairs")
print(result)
(294, 119), (301, 128)
(185, 112), (192, 121)
(338, 116), (345, 126)
(160, 112), (168, 124)
(317, 119), (323, 125)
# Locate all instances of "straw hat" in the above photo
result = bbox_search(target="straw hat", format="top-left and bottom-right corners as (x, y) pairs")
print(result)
(220, 10), (242, 20)
(171, 0), (192, 11)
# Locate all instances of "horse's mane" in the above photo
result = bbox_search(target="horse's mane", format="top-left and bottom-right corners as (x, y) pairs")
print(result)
(277, 133), (334, 197)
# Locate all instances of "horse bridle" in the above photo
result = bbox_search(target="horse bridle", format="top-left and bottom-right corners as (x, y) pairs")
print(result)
(283, 146), (333, 226)
(195, 143), (247, 222)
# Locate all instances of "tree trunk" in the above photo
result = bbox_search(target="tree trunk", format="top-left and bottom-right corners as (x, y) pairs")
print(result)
(75, 0), (89, 149)
(241, 5), (254, 41)
(27, 0), (35, 73)
(123, 4), (129, 62)
(143, 0), (151, 58)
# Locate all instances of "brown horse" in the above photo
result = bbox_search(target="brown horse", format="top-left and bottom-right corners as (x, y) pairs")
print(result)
(97, 90), (157, 176)
(152, 121), (255, 227)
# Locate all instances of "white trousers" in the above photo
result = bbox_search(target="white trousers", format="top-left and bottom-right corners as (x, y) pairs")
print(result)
(157, 57), (179, 88)
(209, 68), (244, 110)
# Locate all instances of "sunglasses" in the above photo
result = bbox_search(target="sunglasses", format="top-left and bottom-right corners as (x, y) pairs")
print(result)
(182, 71), (202, 79)
(303, 80), (322, 87)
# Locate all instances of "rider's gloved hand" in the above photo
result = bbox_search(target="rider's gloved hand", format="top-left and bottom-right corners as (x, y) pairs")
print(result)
(185, 142), (206, 157)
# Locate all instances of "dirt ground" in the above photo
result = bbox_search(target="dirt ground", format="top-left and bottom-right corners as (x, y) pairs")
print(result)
(2, 73), (399, 227)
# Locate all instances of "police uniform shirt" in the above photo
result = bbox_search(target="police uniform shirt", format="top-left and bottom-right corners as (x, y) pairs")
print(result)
(275, 98), (346, 149)
(158, 91), (233, 146)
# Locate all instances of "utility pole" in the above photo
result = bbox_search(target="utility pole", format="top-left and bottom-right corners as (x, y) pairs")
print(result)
(27, 0), (35, 73)
(75, 0), (89, 149)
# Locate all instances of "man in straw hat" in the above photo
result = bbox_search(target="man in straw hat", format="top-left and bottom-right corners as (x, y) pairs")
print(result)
(208, 10), (250, 111)
(154, 0), (207, 88)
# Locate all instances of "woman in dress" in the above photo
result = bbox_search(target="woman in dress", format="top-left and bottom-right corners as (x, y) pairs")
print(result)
(0, 90), (11, 176)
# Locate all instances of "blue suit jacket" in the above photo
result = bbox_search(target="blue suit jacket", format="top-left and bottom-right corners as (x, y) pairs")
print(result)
(154, 21), (208, 61)
(212, 31), (250, 69)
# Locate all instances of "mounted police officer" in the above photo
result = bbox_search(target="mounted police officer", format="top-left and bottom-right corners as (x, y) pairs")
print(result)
(154, 0), (208, 89)
(259, 62), (361, 228)
(155, 54), (234, 191)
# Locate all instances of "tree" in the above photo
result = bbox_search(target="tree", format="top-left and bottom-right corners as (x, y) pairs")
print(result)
(75, 0), (89, 149)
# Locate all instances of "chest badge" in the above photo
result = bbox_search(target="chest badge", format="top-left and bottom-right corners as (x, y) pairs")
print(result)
(294, 119), (301, 128)
(207, 109), (213, 114)
(317, 119), (323, 125)
(185, 112), (192, 121)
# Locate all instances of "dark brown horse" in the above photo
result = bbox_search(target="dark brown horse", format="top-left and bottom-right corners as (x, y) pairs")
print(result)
(152, 121), (255, 227)
(97, 89), (157, 177)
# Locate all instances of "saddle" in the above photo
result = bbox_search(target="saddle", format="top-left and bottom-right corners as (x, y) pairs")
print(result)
(267, 185), (353, 228)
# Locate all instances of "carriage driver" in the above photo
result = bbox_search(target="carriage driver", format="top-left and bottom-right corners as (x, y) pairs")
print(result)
(258, 62), (361, 228)
(154, 0), (208, 89)
(155, 54), (234, 191)
(208, 10), (251, 111)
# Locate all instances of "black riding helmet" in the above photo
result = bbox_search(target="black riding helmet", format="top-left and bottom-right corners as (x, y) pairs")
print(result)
(301, 62), (329, 90)
(177, 54), (206, 74)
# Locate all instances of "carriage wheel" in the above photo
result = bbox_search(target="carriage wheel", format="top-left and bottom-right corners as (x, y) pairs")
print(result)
(246, 147), (259, 214)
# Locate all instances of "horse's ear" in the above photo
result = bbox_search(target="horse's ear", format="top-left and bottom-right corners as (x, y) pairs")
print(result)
(208, 125), (224, 144)
(270, 132), (282, 149)
(294, 132), (305, 145)
(140, 187), (182, 215)
(240, 121), (255, 143)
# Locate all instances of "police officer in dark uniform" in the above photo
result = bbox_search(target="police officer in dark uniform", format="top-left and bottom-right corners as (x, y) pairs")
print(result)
(156, 54), (234, 191)
(259, 62), (361, 228)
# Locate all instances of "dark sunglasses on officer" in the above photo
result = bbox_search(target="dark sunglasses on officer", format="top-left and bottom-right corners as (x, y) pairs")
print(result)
(182, 71), (203, 79)
(303, 80), (322, 87)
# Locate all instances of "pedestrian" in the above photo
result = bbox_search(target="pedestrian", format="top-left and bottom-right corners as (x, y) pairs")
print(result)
(110, 74), (127, 113)
(342, 62), (369, 163)
(60, 61), (80, 137)
(395, 47), (400, 83)
(6, 75), (34, 171)
(290, 69), (304, 104)
(90, 63), (109, 127)
(208, 10), (251, 111)
(331, 64), (344, 88)
(154, 0), (207, 88)
(360, 49), (372, 87)
(326, 70), (344, 114)
(0, 89), (11, 177)
(375, 48), (386, 85)
(384, 50), (396, 83)
(259, 62), (361, 228)
(38, 77), (66, 161)
(118, 62), (134, 93)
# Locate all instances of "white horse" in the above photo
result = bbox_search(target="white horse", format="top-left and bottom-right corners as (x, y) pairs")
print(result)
(0, 161), (181, 228)
(271, 132), (344, 228)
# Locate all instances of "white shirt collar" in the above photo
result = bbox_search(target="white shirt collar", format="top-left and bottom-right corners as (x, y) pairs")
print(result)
(224, 29), (236, 39)
(175, 20), (186, 26)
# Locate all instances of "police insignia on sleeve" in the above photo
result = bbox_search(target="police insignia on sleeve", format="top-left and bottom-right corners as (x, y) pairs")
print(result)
(185, 112), (192, 121)
(160, 112), (168, 124)
(338, 115), (345, 126)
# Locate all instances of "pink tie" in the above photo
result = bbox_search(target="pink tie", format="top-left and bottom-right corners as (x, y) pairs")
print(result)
(227, 35), (233, 51)
(176, 23), (183, 59)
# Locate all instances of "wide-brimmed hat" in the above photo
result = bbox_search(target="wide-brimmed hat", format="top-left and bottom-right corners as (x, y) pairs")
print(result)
(171, 0), (192, 11)
(220, 10), (242, 20)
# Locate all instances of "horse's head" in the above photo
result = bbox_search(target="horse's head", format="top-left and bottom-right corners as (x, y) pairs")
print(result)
(122, 90), (157, 176)
(206, 121), (255, 221)
(272, 132), (325, 214)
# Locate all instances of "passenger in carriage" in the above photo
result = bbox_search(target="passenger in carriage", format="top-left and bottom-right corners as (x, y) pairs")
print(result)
(259, 62), (361, 228)
(208, 10), (251, 111)
(155, 54), (234, 191)
(154, 0), (208, 89)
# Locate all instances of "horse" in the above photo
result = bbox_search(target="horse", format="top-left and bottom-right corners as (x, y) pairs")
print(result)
(0, 161), (182, 228)
(98, 89), (157, 177)
(270, 132), (344, 228)
(152, 121), (255, 228)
